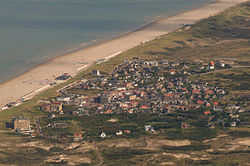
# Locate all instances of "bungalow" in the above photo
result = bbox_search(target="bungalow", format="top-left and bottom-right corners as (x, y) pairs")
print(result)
(116, 130), (123, 136)
(129, 95), (137, 101)
(213, 101), (219, 106)
(140, 105), (151, 110)
(231, 121), (237, 127)
(74, 133), (83, 141)
(181, 122), (190, 129)
(220, 63), (225, 67)
(192, 90), (200, 94)
(161, 60), (168, 65)
(197, 100), (205, 104)
(144, 125), (154, 132)
(128, 109), (134, 114)
(131, 101), (139, 107)
(213, 106), (223, 111)
(124, 130), (131, 134)
(205, 102), (211, 107)
(104, 110), (113, 114)
(170, 70), (176, 75)
(100, 132), (107, 138)
(170, 62), (179, 67)
(205, 90), (214, 95)
(204, 111), (211, 115)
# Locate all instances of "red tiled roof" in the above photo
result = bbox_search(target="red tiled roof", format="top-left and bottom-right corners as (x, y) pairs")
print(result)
(204, 111), (211, 115)
(140, 105), (150, 109)
(205, 90), (214, 94)
(214, 101), (219, 105)
(192, 90), (200, 94)
(197, 100), (205, 104)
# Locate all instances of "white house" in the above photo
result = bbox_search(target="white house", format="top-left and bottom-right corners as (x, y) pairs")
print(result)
(116, 130), (123, 136)
(100, 132), (107, 138)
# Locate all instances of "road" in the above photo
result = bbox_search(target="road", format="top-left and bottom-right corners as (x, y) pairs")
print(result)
(94, 141), (104, 166)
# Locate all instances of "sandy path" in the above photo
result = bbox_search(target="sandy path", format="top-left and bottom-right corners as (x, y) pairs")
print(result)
(0, 0), (247, 108)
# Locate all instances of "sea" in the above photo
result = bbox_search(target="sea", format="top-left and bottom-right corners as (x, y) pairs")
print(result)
(0, 0), (212, 83)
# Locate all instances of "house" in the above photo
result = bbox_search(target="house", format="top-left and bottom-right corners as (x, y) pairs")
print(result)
(192, 90), (200, 94)
(105, 110), (113, 114)
(13, 116), (31, 133)
(144, 125), (154, 132)
(231, 121), (237, 127)
(213, 106), (223, 111)
(170, 62), (179, 67)
(51, 102), (63, 113)
(92, 70), (100, 75)
(197, 100), (205, 104)
(116, 130), (123, 136)
(128, 109), (134, 114)
(204, 111), (211, 115)
(210, 61), (215, 67)
(213, 101), (219, 106)
(170, 70), (176, 75)
(205, 102), (211, 107)
(205, 90), (214, 95)
(220, 63), (225, 67)
(210, 65), (215, 70)
(74, 133), (83, 141)
(100, 132), (107, 138)
(161, 60), (168, 65)
(124, 130), (131, 134)
(181, 122), (190, 129)
(140, 105), (151, 110)
(129, 95), (137, 101)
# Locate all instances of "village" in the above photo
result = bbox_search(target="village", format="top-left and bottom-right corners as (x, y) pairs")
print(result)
(11, 58), (248, 141)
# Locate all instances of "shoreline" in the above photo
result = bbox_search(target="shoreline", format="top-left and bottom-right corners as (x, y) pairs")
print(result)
(0, 0), (247, 108)
(0, 0), (215, 85)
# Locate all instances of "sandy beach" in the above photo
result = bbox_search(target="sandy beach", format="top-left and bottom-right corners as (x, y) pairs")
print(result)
(0, 0), (247, 108)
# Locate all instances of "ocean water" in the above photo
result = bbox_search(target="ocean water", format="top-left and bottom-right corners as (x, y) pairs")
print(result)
(0, 0), (212, 82)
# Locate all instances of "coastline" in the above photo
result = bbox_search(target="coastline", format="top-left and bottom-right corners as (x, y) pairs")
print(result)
(0, 0), (247, 108)
(0, 0), (215, 85)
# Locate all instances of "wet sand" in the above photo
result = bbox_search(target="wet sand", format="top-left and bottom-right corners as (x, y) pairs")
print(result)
(0, 0), (247, 108)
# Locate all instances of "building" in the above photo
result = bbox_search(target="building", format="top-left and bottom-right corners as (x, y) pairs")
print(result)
(101, 92), (110, 104)
(73, 133), (83, 141)
(100, 132), (107, 138)
(144, 125), (154, 132)
(13, 116), (31, 132)
(181, 122), (190, 129)
(51, 102), (63, 112)
(92, 70), (100, 75)
(40, 102), (63, 113)
(116, 130), (123, 135)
